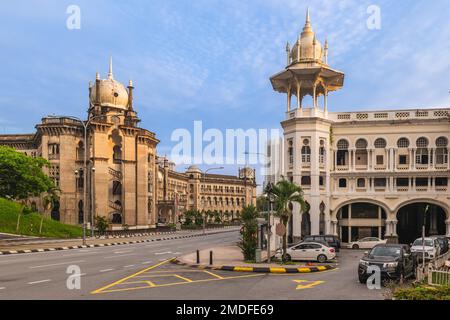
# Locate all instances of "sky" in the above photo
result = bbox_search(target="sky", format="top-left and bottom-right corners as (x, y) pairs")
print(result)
(1, 0), (450, 183)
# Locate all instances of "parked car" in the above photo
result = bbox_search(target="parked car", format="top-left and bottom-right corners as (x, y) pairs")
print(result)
(358, 244), (415, 284)
(431, 236), (449, 255)
(410, 237), (440, 260)
(348, 237), (388, 249)
(302, 235), (341, 252)
(276, 242), (336, 263)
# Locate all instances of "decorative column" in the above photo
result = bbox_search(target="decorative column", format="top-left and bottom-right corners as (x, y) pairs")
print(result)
(313, 82), (317, 109)
(286, 83), (292, 112)
(432, 148), (436, 169)
(324, 88), (328, 113)
(446, 220), (450, 237)
(296, 80), (301, 109)
(348, 204), (352, 243)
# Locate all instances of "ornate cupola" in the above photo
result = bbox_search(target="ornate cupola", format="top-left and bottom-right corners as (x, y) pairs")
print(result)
(270, 9), (345, 117)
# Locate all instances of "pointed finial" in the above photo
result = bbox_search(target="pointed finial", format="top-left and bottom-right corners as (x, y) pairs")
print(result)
(302, 7), (313, 35)
(107, 56), (113, 80)
(96, 72), (100, 80)
(285, 42), (290, 52)
(128, 79), (133, 87)
(324, 38), (329, 49)
(306, 7), (310, 23)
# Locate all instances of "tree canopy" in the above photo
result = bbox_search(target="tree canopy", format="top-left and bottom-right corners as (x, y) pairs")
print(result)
(0, 146), (55, 200)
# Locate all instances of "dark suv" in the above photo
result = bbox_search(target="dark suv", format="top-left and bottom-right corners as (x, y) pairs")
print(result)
(358, 244), (416, 283)
(303, 235), (341, 252)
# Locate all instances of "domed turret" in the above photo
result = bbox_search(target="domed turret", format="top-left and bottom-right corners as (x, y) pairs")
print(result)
(289, 8), (324, 65)
(89, 57), (129, 110)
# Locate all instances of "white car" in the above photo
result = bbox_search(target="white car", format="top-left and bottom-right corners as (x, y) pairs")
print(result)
(348, 237), (387, 249)
(277, 242), (336, 263)
(411, 237), (439, 260)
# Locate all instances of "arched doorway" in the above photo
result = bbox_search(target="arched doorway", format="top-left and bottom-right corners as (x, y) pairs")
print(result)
(337, 202), (386, 243)
(396, 203), (446, 244)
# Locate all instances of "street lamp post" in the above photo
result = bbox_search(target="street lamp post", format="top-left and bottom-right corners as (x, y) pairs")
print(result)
(265, 182), (275, 263)
(202, 167), (224, 234)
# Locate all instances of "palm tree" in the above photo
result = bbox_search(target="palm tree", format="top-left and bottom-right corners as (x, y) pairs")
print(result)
(271, 179), (306, 261)
(41, 186), (60, 234)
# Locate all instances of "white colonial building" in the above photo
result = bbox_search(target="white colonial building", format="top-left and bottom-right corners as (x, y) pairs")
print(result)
(268, 10), (450, 244)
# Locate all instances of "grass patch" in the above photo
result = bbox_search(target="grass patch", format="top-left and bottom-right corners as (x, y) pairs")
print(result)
(0, 198), (83, 238)
(393, 283), (450, 300)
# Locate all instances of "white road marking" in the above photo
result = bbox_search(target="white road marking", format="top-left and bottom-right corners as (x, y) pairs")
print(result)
(99, 268), (114, 273)
(29, 260), (85, 269)
(104, 253), (136, 259)
(114, 250), (134, 254)
(141, 261), (153, 264)
(124, 264), (135, 268)
(155, 251), (172, 255)
(0, 287), (5, 290)
(28, 279), (51, 285)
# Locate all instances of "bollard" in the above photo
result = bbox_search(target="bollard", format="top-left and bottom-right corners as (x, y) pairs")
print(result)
(209, 250), (213, 265)
(196, 249), (200, 264)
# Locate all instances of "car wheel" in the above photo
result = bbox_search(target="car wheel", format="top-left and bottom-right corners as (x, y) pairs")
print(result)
(317, 254), (327, 263)
(352, 244), (359, 250)
(358, 274), (367, 284)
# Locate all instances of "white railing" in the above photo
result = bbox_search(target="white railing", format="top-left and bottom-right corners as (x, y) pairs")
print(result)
(328, 108), (450, 123)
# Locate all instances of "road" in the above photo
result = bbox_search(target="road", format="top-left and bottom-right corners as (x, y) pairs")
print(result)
(0, 231), (386, 300)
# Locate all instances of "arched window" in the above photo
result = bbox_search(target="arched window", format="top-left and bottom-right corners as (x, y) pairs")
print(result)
(112, 181), (122, 195)
(436, 137), (448, 147)
(76, 141), (84, 160)
(374, 138), (387, 149)
(416, 137), (429, 165)
(111, 212), (122, 224)
(336, 139), (349, 166)
(355, 139), (368, 149)
(436, 137), (448, 164)
(355, 139), (368, 166)
(301, 146), (311, 163)
(319, 140), (326, 164)
(416, 137), (429, 148)
(78, 200), (84, 224)
(113, 145), (122, 163)
(397, 138), (410, 148)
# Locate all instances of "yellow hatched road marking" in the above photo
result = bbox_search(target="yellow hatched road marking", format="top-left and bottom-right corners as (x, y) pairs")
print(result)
(94, 273), (264, 294)
(203, 270), (224, 279)
(297, 268), (312, 272)
(91, 258), (174, 294)
(174, 274), (193, 282)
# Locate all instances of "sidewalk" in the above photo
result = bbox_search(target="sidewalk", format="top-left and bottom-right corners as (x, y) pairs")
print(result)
(174, 245), (337, 273)
(0, 227), (239, 254)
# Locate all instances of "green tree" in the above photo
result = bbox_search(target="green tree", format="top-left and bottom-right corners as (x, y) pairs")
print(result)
(95, 216), (109, 235)
(41, 185), (60, 234)
(0, 146), (55, 200)
(271, 179), (306, 261)
(238, 205), (259, 261)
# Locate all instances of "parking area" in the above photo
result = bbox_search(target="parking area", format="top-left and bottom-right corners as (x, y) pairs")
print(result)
(90, 250), (386, 300)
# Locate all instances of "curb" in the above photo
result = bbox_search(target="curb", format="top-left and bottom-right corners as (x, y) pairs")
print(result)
(0, 229), (239, 256)
(171, 259), (335, 273)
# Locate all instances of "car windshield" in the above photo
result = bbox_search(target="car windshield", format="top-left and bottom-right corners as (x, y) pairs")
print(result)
(413, 239), (433, 247)
(369, 246), (401, 257)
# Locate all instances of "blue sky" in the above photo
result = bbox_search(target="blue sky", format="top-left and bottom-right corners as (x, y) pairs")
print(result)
(1, 0), (450, 179)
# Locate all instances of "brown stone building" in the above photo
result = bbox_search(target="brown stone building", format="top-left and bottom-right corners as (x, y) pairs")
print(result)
(0, 60), (256, 229)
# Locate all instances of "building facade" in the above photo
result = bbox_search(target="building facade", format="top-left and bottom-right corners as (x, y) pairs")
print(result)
(268, 10), (450, 244)
(0, 59), (256, 229)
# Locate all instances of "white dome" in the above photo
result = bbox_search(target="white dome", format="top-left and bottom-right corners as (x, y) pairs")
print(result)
(90, 78), (129, 110)
(89, 57), (129, 110)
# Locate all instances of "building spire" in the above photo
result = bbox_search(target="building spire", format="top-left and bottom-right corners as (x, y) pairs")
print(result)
(107, 56), (113, 80)
(302, 8), (314, 36)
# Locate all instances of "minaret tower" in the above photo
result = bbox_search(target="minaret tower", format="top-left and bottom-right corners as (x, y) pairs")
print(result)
(270, 8), (344, 117)
(269, 10), (345, 242)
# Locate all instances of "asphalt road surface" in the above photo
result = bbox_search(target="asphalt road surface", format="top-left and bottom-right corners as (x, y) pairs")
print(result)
(0, 231), (386, 300)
